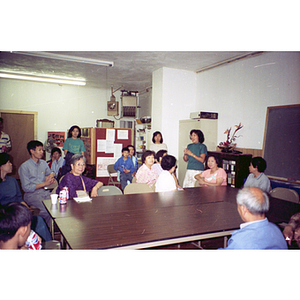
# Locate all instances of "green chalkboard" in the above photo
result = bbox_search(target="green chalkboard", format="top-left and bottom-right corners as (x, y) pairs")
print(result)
(263, 105), (300, 181)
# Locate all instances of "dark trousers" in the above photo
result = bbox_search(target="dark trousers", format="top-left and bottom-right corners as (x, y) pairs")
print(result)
(120, 172), (133, 190)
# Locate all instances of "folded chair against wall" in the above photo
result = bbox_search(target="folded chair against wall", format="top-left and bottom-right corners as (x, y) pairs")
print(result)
(107, 164), (121, 187)
(97, 185), (123, 196)
(124, 183), (155, 195)
(270, 187), (299, 203)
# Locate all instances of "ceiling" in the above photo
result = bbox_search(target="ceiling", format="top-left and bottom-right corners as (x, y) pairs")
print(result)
(0, 51), (251, 92)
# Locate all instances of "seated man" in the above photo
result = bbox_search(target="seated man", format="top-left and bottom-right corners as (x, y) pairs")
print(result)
(18, 140), (55, 227)
(244, 156), (271, 193)
(221, 187), (287, 249)
(0, 202), (32, 250)
(283, 212), (300, 248)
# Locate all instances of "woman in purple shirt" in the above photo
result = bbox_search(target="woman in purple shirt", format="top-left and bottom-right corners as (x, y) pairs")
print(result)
(56, 154), (103, 198)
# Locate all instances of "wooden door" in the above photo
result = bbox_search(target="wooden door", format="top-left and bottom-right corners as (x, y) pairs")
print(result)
(0, 110), (37, 179)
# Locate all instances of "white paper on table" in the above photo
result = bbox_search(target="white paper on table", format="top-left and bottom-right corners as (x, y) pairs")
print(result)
(117, 130), (128, 140)
(73, 196), (92, 203)
(106, 129), (115, 142)
(96, 157), (117, 177)
(97, 139), (106, 152)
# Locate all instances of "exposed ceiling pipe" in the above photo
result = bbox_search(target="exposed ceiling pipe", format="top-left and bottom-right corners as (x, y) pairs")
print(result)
(195, 51), (264, 73)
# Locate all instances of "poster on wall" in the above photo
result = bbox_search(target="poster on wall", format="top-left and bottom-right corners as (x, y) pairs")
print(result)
(47, 131), (65, 147)
(96, 157), (117, 177)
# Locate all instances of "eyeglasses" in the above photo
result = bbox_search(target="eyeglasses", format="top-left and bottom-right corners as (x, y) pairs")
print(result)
(75, 163), (85, 167)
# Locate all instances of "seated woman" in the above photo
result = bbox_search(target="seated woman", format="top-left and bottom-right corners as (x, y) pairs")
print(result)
(49, 147), (64, 179)
(0, 153), (52, 241)
(149, 131), (168, 153)
(243, 156), (270, 193)
(155, 155), (177, 192)
(152, 149), (168, 176)
(135, 150), (158, 187)
(194, 155), (227, 186)
(56, 154), (103, 198)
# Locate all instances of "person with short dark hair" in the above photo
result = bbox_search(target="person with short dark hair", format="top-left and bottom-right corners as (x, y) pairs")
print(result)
(0, 202), (32, 249)
(18, 140), (55, 227)
(152, 149), (168, 176)
(114, 147), (135, 190)
(136, 150), (158, 187)
(221, 187), (287, 249)
(155, 155), (177, 192)
(244, 156), (270, 193)
(63, 125), (86, 156)
(0, 117), (11, 153)
(149, 131), (168, 153)
(49, 147), (64, 179)
(127, 144), (137, 175)
(183, 129), (207, 188)
(0, 153), (52, 242)
(195, 155), (227, 186)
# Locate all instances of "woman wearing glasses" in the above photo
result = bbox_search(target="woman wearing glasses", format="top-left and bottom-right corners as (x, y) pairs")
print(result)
(182, 129), (207, 188)
(56, 154), (103, 198)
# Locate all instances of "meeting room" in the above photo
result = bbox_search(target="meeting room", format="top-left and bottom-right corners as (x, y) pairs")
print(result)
(1, 51), (300, 252)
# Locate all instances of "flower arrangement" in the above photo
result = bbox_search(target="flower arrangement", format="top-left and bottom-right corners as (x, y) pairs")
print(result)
(218, 123), (243, 152)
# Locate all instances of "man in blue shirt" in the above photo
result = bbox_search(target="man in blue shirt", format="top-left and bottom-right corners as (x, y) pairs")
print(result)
(18, 140), (55, 227)
(221, 187), (287, 250)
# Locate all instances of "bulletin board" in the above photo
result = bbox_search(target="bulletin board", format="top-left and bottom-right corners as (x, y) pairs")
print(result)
(95, 127), (132, 184)
(263, 104), (300, 182)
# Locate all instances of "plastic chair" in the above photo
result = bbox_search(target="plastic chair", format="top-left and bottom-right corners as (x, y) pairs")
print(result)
(124, 183), (155, 195)
(107, 164), (121, 187)
(97, 185), (123, 196)
(270, 187), (299, 203)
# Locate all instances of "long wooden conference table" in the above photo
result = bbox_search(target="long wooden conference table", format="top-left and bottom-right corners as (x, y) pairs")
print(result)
(42, 186), (300, 250)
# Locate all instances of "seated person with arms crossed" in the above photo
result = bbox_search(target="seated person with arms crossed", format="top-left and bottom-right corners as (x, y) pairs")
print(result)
(195, 154), (227, 186)
(114, 147), (136, 191)
(155, 155), (178, 192)
(56, 154), (103, 198)
(220, 187), (287, 249)
(243, 156), (271, 193)
(0, 202), (32, 250)
(136, 150), (158, 188)
(0, 153), (51, 241)
(18, 140), (55, 227)
(283, 212), (300, 248)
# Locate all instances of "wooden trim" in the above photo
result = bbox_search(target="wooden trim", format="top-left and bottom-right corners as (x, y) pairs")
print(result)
(0, 109), (38, 139)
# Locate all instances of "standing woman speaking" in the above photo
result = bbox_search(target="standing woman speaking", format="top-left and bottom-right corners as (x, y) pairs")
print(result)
(182, 129), (207, 188)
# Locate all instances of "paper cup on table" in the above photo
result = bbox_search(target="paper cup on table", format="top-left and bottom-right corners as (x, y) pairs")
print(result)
(51, 194), (58, 204)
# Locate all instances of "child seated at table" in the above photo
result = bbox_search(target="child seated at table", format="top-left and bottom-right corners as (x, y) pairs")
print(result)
(114, 147), (135, 191)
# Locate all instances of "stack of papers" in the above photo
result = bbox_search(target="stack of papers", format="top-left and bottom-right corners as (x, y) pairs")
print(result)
(73, 196), (92, 203)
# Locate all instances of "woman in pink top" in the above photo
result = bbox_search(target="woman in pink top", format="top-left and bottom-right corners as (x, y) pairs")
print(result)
(135, 150), (158, 187)
(194, 155), (227, 186)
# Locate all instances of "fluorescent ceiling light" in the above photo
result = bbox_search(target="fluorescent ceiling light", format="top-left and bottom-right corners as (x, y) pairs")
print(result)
(0, 72), (86, 86)
(12, 51), (114, 67)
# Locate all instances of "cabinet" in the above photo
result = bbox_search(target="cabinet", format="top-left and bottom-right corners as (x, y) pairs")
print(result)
(207, 151), (252, 188)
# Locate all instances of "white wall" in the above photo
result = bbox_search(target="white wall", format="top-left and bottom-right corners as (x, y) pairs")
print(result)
(0, 78), (114, 142)
(196, 51), (300, 149)
(151, 67), (196, 158)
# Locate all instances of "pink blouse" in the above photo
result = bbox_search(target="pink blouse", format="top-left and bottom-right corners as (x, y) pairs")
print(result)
(136, 164), (158, 187)
(201, 168), (227, 186)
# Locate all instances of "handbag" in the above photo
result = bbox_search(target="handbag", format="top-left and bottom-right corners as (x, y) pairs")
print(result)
(76, 176), (89, 197)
